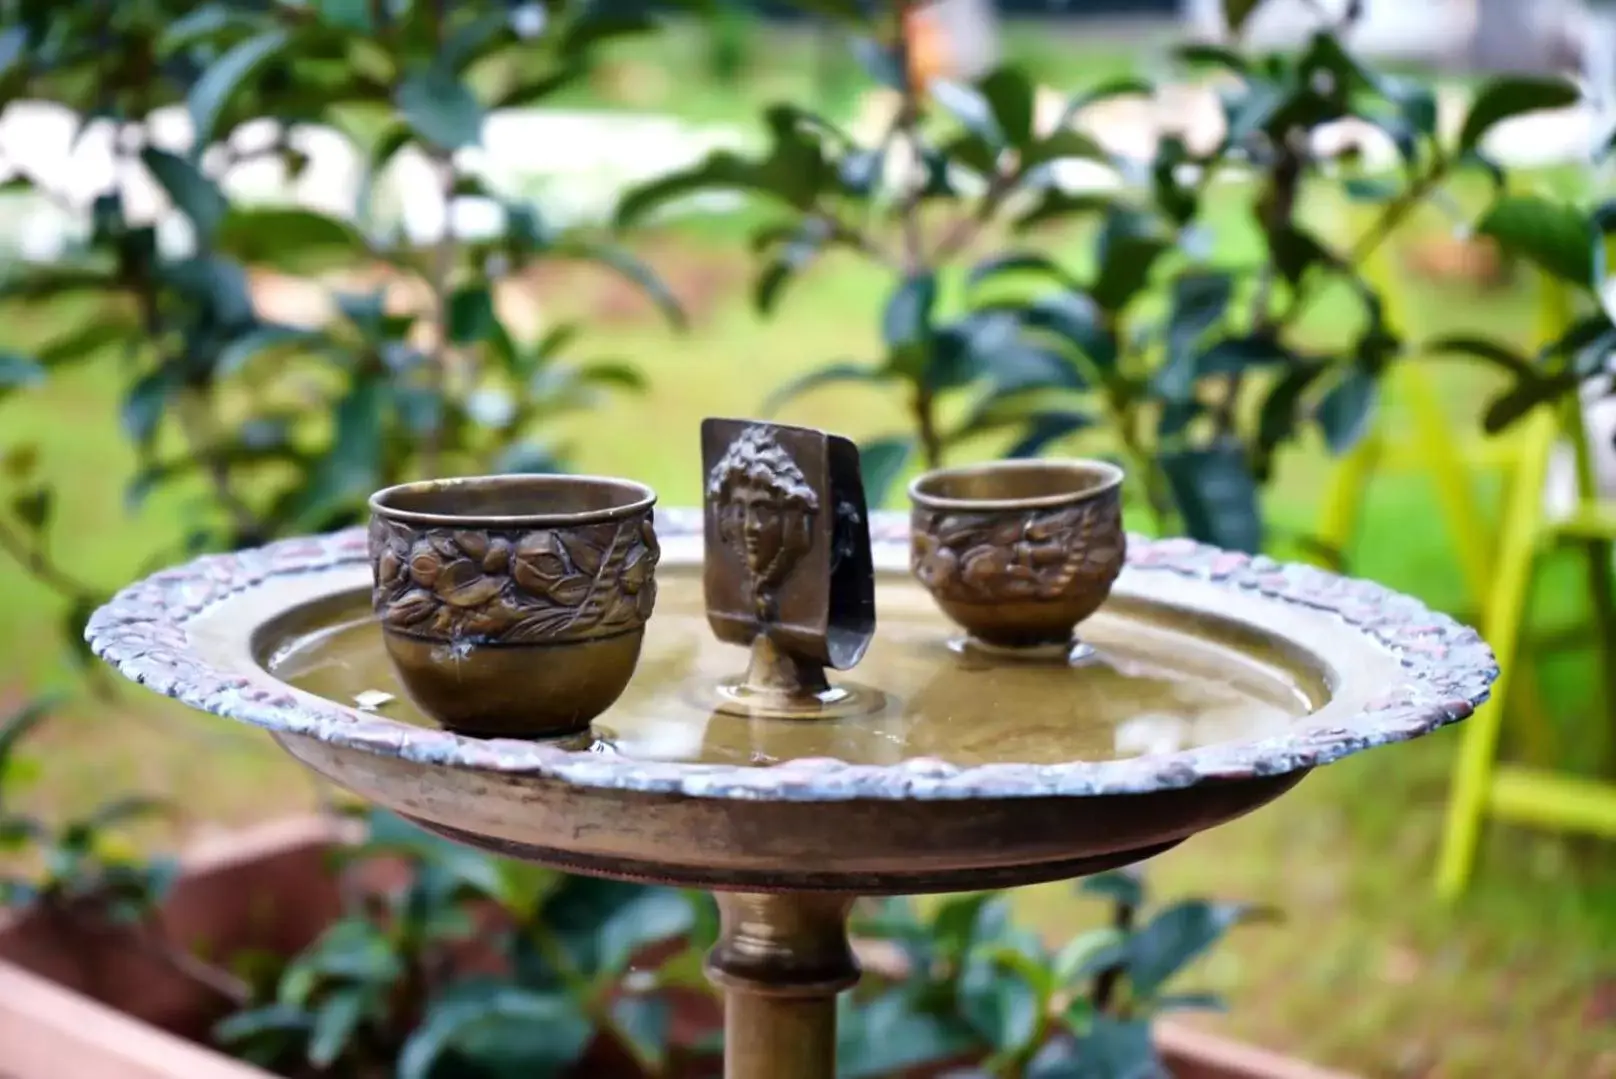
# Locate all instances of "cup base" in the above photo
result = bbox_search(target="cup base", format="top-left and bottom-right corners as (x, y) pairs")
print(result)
(705, 678), (888, 721)
(948, 634), (1099, 667)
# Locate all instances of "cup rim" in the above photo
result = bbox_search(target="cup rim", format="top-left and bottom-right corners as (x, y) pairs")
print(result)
(369, 474), (657, 529)
(907, 458), (1124, 513)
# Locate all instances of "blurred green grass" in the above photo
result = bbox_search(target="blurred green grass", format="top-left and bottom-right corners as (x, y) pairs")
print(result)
(2, 19), (1614, 1078)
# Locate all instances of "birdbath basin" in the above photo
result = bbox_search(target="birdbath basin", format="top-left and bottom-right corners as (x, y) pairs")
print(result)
(87, 424), (1496, 1079)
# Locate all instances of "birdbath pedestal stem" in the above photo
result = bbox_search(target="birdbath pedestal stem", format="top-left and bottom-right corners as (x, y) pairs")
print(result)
(707, 892), (860, 1079)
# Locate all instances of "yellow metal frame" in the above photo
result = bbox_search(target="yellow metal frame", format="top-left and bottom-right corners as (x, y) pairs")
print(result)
(1314, 255), (1616, 897)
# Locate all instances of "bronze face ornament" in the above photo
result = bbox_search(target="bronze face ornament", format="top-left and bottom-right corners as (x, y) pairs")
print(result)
(368, 473), (659, 737)
(909, 458), (1126, 661)
(701, 419), (877, 718)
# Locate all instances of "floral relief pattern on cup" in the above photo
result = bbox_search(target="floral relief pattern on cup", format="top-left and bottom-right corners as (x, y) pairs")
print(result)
(911, 494), (1124, 606)
(369, 512), (660, 645)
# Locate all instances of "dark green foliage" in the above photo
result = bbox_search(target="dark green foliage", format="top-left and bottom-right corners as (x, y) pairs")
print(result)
(0, 0), (683, 664)
(616, 0), (1575, 547)
(214, 808), (708, 1079)
(0, 697), (176, 925)
(841, 870), (1273, 1079)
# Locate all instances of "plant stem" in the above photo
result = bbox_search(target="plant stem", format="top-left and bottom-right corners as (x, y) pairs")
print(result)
(0, 519), (102, 600)
(913, 386), (943, 467)
(889, 0), (945, 468)
(528, 924), (666, 1077)
(422, 152), (457, 480)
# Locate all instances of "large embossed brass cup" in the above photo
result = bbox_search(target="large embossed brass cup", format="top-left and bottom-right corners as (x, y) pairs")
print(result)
(368, 475), (659, 738)
(908, 459), (1125, 651)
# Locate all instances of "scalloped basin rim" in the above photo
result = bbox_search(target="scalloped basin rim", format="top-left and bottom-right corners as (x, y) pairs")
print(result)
(85, 509), (1497, 804)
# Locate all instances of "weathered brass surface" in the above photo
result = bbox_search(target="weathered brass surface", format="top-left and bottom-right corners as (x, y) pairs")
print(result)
(93, 503), (1496, 1079)
(910, 458), (1125, 651)
(707, 893), (857, 1079)
(272, 571), (1321, 767)
(702, 420), (875, 717)
(238, 555), (1373, 890)
(367, 474), (658, 737)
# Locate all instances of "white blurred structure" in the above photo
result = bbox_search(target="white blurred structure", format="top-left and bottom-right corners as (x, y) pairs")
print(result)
(1181, 0), (1586, 70)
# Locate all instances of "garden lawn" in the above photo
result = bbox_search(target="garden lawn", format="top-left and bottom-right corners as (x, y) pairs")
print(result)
(4, 21), (1615, 1079)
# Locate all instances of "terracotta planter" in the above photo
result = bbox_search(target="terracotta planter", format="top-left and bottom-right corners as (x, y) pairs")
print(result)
(0, 818), (1356, 1079)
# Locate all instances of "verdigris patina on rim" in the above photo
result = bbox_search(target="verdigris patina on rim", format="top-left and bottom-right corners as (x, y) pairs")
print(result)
(85, 508), (1496, 802)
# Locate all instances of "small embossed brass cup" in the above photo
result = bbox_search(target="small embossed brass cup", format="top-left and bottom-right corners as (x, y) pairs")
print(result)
(368, 475), (659, 738)
(908, 459), (1125, 650)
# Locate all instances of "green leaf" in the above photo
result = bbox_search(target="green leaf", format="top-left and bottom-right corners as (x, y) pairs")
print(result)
(1475, 195), (1594, 286)
(0, 353), (43, 391)
(307, 986), (367, 1068)
(140, 148), (226, 243)
(1013, 192), (1117, 233)
(1269, 224), (1336, 286)
(121, 370), (174, 447)
(931, 892), (997, 955)
(1006, 411), (1090, 457)
(1255, 362), (1326, 477)
(1315, 368), (1378, 454)
(1127, 900), (1272, 998)
(1222, 0), (1267, 34)
(1224, 78), (1288, 146)
(574, 361), (647, 391)
(960, 950), (1041, 1053)
(0, 697), (57, 787)
(1195, 335), (1293, 376)
(1459, 76), (1581, 154)
(1158, 272), (1234, 400)
(1053, 927), (1128, 986)
(762, 362), (889, 413)
(1483, 375), (1575, 434)
(396, 66), (485, 151)
(315, 0), (372, 31)
(1092, 209), (1170, 312)
(296, 379), (383, 527)
(1059, 1016), (1161, 1079)
(1154, 991), (1227, 1013)
(213, 1003), (312, 1046)
(1080, 870), (1144, 909)
(968, 252), (1077, 292)
(838, 991), (975, 1079)
(218, 324), (322, 376)
(216, 207), (369, 274)
(448, 285), (497, 345)
(190, 31), (288, 150)
(858, 436), (915, 510)
(37, 318), (139, 369)
(932, 79), (1003, 148)
(978, 67), (1037, 149)
(615, 151), (763, 227)
(551, 240), (686, 329)
(994, 293), (1116, 372)
(1342, 176), (1401, 203)
(851, 37), (904, 89)
(87, 796), (169, 829)
(882, 272), (938, 356)
(1175, 42), (1249, 73)
(597, 889), (697, 974)
(1423, 335), (1537, 379)
(752, 218), (834, 314)
(1022, 128), (1109, 171)
(1378, 74), (1439, 137)
(610, 995), (670, 1069)
(399, 984), (590, 1079)
(1057, 76), (1154, 130)
(1161, 442), (1262, 553)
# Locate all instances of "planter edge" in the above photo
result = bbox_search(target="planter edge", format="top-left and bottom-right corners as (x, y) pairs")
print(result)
(0, 958), (275, 1079)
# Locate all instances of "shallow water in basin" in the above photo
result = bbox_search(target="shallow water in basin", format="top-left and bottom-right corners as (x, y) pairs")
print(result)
(265, 568), (1323, 767)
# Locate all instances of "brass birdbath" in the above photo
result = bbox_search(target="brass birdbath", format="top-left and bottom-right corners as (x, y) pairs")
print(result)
(88, 420), (1497, 1079)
